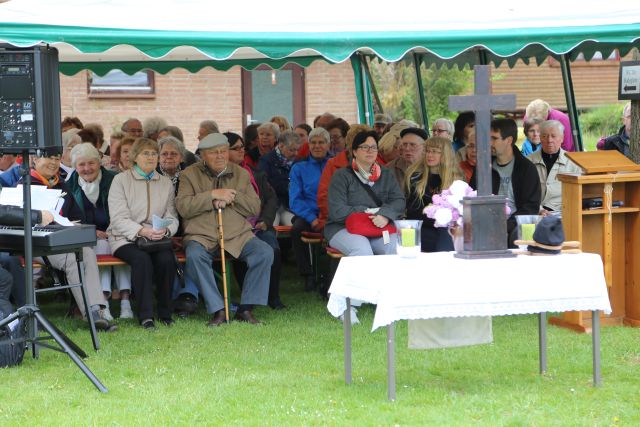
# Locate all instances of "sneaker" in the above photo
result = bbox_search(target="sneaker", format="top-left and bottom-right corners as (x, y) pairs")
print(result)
(339, 307), (360, 325)
(90, 310), (118, 332)
(120, 302), (134, 319)
(101, 307), (114, 322)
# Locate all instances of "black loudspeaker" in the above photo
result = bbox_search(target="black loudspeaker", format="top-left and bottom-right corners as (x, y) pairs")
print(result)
(0, 45), (61, 153)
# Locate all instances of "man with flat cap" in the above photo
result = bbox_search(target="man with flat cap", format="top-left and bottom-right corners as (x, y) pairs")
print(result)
(176, 133), (273, 326)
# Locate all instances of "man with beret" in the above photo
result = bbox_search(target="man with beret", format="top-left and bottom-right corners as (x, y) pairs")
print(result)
(176, 133), (273, 326)
(385, 127), (428, 186)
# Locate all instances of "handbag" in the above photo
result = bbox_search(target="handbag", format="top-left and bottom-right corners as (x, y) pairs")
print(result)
(345, 169), (397, 237)
(346, 212), (396, 237)
(135, 236), (173, 253)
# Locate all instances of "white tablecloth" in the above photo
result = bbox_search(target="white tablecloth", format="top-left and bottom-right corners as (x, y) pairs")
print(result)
(327, 252), (612, 331)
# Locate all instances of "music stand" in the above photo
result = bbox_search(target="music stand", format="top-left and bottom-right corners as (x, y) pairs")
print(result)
(0, 150), (107, 393)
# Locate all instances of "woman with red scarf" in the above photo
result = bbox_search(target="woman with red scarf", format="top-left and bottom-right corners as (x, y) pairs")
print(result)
(324, 131), (405, 256)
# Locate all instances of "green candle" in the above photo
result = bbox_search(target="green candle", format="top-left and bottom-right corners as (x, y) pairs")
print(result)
(401, 228), (416, 247)
(521, 223), (536, 241)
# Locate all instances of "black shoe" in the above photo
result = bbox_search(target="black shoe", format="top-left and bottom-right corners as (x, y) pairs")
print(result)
(141, 319), (156, 330)
(174, 294), (198, 317)
(268, 299), (287, 310)
(160, 318), (174, 327)
(304, 276), (316, 292)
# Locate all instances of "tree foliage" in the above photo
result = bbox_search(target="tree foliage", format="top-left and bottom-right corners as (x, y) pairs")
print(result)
(368, 59), (473, 126)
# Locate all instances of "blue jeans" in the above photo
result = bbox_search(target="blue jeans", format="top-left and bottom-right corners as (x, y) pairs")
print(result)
(185, 237), (273, 314)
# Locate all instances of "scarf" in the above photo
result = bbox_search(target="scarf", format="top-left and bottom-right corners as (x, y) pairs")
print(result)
(134, 164), (155, 181)
(160, 164), (181, 188)
(351, 159), (381, 184)
(79, 170), (102, 205)
(31, 169), (59, 188)
(275, 147), (293, 170)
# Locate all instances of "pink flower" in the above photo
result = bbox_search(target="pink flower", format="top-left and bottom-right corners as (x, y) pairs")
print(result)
(424, 180), (477, 228)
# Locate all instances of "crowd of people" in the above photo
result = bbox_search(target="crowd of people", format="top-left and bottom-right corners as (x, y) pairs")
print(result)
(0, 99), (633, 329)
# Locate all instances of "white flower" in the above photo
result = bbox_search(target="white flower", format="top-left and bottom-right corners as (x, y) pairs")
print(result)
(433, 208), (453, 227)
(448, 180), (470, 198)
(446, 194), (462, 209)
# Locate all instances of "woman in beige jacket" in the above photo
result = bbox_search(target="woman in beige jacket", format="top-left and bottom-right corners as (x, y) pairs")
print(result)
(108, 138), (179, 329)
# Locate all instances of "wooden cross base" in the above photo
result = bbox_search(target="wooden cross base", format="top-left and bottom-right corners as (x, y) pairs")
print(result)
(455, 195), (516, 259)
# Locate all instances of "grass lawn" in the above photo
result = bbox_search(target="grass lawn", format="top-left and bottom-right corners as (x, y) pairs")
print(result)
(1, 261), (640, 426)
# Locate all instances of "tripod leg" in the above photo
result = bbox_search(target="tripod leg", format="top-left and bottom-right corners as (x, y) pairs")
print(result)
(32, 309), (107, 393)
(43, 318), (87, 358)
(76, 254), (100, 351)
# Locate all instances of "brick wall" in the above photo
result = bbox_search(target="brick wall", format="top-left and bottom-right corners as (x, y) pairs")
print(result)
(59, 61), (359, 153)
(304, 61), (358, 126)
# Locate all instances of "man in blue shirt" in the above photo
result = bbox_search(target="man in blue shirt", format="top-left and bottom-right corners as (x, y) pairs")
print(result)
(289, 128), (331, 292)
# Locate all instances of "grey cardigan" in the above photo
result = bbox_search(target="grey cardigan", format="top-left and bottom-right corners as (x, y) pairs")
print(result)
(324, 166), (405, 242)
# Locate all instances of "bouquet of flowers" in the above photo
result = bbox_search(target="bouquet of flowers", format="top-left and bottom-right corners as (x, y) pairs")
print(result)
(423, 180), (476, 228)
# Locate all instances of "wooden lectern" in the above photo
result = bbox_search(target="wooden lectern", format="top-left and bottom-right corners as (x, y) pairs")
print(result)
(551, 151), (640, 332)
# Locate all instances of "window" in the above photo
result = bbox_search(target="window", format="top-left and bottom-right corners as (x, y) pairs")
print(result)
(87, 69), (155, 98)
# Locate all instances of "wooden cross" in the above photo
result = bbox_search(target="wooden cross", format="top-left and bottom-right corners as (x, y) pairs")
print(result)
(449, 66), (516, 196)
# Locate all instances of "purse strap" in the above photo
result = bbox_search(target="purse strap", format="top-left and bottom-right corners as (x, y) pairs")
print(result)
(350, 168), (382, 207)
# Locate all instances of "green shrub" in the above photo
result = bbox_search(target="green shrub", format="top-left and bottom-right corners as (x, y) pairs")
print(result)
(579, 104), (625, 137)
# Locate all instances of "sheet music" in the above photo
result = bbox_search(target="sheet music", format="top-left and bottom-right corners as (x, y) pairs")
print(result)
(0, 185), (73, 226)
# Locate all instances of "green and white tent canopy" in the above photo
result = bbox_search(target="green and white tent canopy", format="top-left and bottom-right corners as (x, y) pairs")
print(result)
(1, 0), (640, 76)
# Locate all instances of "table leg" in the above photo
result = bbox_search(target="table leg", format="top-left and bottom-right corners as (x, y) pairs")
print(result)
(538, 312), (547, 374)
(387, 321), (396, 401)
(344, 297), (352, 385)
(592, 310), (601, 387)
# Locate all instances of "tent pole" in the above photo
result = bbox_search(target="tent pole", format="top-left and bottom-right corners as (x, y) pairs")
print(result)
(560, 54), (584, 151)
(362, 57), (383, 116)
(350, 53), (373, 125)
(413, 53), (429, 132)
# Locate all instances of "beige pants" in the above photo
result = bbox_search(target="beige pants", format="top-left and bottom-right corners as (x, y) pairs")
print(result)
(38, 247), (106, 316)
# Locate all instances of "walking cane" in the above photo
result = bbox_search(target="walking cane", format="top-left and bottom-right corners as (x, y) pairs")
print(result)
(217, 207), (230, 323)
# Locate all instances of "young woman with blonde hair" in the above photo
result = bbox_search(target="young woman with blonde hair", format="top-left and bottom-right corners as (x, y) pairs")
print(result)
(404, 136), (463, 252)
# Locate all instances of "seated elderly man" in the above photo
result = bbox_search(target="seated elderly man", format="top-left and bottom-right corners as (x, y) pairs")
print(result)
(258, 130), (301, 226)
(385, 127), (428, 186)
(527, 120), (582, 214)
(177, 133), (273, 326)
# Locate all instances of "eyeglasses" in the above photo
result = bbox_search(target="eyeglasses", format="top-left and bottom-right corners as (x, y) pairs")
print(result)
(230, 144), (245, 152)
(140, 151), (159, 158)
(330, 135), (344, 142)
(357, 145), (378, 152)
(425, 148), (442, 155)
(431, 128), (449, 134)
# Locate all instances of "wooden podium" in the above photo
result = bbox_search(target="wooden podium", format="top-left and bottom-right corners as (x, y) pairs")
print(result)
(551, 151), (640, 332)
